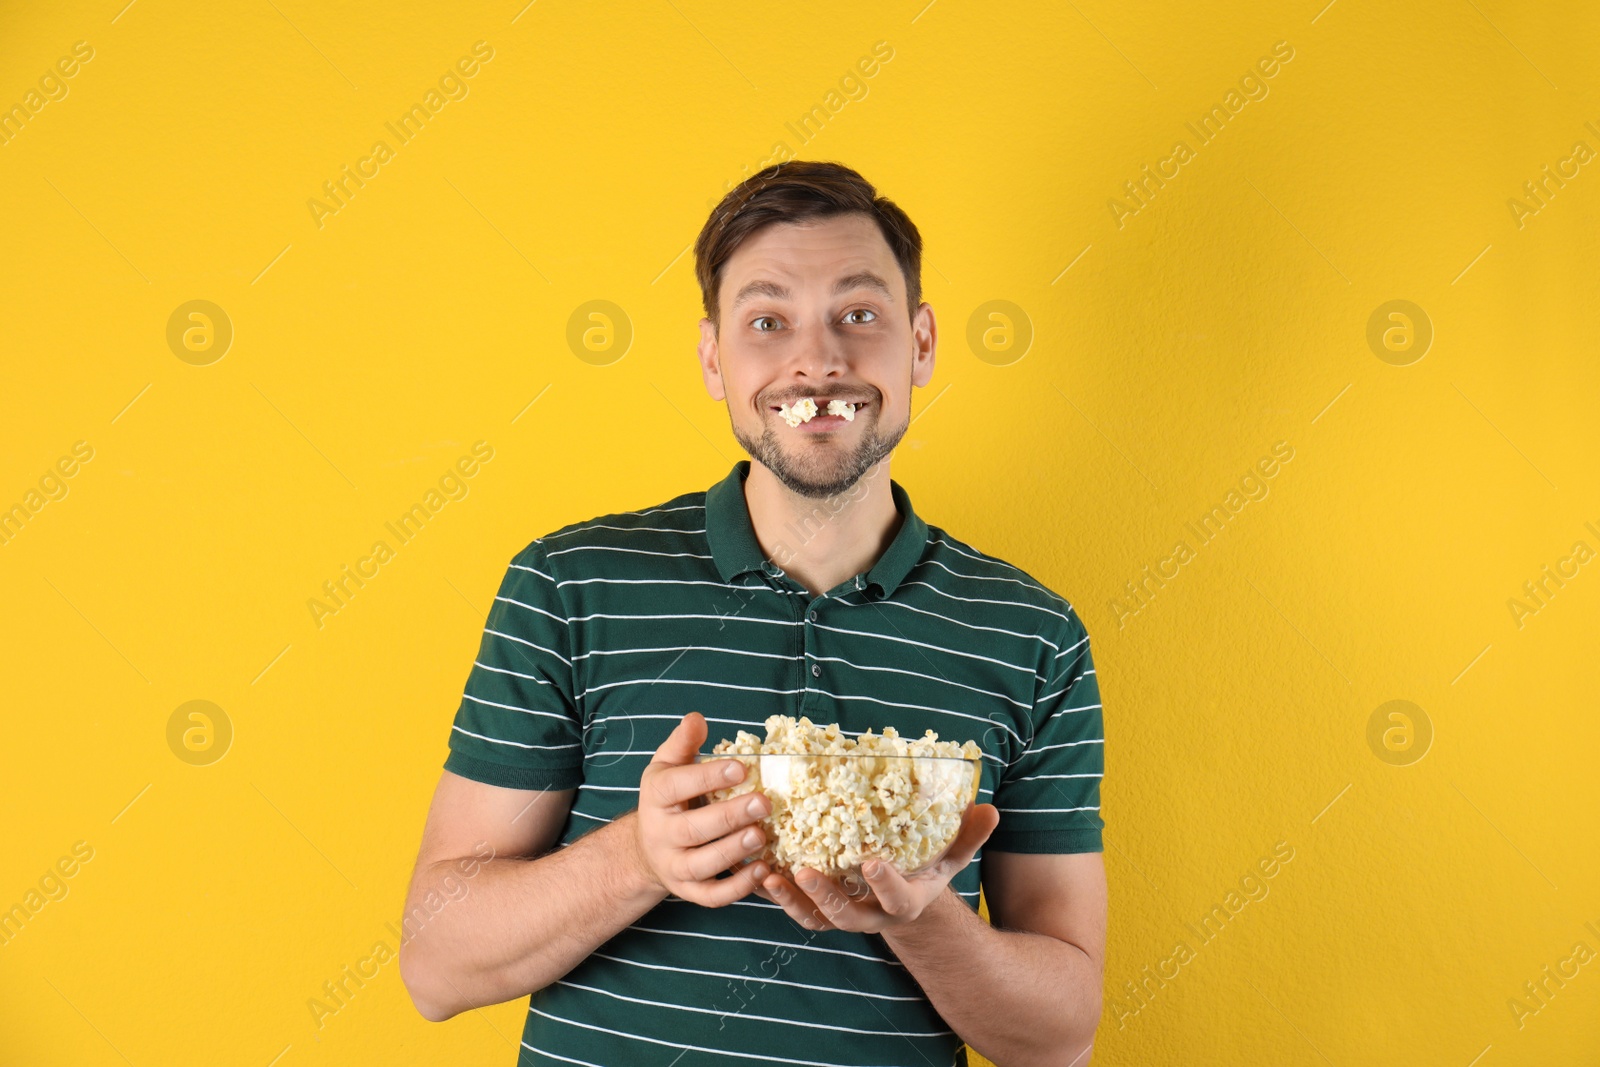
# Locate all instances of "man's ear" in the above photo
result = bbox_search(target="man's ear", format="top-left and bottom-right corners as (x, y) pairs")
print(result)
(697, 316), (726, 401)
(911, 302), (937, 389)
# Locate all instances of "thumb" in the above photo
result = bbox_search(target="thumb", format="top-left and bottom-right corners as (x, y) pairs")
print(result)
(955, 803), (1001, 859)
(655, 710), (708, 766)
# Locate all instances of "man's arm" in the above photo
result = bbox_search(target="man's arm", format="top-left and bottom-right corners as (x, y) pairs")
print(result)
(397, 771), (667, 1021)
(879, 851), (1106, 1067)
(400, 718), (777, 1023)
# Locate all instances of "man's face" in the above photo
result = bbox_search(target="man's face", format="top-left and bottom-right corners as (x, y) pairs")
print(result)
(697, 213), (936, 499)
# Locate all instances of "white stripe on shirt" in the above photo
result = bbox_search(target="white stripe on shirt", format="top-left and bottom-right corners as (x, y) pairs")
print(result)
(452, 725), (578, 750)
(485, 628), (572, 666)
(544, 524), (708, 539)
(521, 1016), (931, 1067)
(553, 979), (955, 1037)
(546, 545), (715, 561)
(587, 951), (925, 1001)
(811, 655), (1030, 710)
(461, 693), (572, 720)
(627, 924), (904, 966)
(810, 622), (1041, 679)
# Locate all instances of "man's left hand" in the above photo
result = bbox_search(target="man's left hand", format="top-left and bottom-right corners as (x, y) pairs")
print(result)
(751, 803), (1000, 934)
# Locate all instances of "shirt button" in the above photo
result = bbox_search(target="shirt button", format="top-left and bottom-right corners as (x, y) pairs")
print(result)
(807, 610), (817, 622)
(811, 663), (821, 677)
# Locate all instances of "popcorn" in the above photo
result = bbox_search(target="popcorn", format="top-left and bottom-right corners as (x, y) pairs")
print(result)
(776, 397), (859, 427)
(777, 398), (817, 427)
(706, 714), (982, 883)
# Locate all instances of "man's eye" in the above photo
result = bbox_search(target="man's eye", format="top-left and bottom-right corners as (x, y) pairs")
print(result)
(843, 308), (877, 324)
(752, 316), (782, 332)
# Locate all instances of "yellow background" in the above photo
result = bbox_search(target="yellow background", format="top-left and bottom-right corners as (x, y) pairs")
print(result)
(2, 1), (1597, 1064)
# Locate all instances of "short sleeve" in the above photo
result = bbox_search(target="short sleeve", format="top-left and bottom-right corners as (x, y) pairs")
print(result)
(985, 611), (1104, 853)
(443, 538), (584, 790)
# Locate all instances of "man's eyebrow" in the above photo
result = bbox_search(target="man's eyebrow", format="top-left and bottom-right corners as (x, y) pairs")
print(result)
(832, 270), (895, 303)
(728, 271), (896, 313)
(730, 278), (791, 312)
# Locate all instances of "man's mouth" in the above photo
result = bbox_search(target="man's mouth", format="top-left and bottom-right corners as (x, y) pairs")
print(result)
(770, 398), (870, 428)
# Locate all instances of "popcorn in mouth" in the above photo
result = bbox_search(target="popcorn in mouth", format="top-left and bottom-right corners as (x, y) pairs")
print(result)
(776, 397), (862, 427)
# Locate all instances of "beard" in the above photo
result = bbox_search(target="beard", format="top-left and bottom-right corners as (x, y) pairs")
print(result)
(730, 401), (909, 499)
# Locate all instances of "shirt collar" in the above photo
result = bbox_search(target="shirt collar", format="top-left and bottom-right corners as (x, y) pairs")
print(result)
(704, 460), (928, 598)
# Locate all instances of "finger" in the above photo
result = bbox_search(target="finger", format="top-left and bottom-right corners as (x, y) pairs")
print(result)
(657, 710), (707, 763)
(677, 821), (768, 883)
(949, 803), (1001, 864)
(762, 871), (836, 931)
(640, 713), (703, 810)
(791, 866), (865, 929)
(777, 870), (870, 934)
(646, 755), (750, 812)
(914, 804), (999, 880)
(669, 790), (770, 849)
(642, 717), (752, 811)
(692, 857), (772, 908)
(860, 857), (911, 917)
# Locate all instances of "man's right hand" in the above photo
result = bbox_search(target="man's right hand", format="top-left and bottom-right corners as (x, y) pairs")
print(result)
(631, 711), (772, 907)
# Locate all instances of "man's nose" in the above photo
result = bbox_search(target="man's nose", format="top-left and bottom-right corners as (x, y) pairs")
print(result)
(786, 322), (849, 380)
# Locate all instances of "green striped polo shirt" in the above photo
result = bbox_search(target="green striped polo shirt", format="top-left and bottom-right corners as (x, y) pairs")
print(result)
(443, 459), (1104, 1067)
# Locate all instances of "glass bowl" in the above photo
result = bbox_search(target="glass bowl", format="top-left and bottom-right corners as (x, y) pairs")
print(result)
(692, 752), (981, 896)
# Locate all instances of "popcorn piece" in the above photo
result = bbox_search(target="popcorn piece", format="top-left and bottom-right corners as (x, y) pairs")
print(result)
(777, 398), (818, 427)
(707, 714), (982, 882)
(776, 397), (862, 427)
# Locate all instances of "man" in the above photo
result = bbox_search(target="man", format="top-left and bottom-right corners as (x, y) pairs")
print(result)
(399, 160), (1107, 1066)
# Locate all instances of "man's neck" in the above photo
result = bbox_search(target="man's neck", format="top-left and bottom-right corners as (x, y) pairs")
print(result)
(742, 459), (902, 599)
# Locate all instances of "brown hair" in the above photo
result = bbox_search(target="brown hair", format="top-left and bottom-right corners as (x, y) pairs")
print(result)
(693, 159), (923, 331)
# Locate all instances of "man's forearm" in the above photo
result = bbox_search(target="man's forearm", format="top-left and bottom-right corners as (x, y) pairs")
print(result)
(400, 811), (666, 1021)
(879, 888), (1100, 1067)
